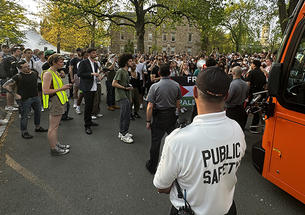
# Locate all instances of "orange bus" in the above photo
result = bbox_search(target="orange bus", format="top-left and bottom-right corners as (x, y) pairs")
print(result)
(252, 0), (305, 204)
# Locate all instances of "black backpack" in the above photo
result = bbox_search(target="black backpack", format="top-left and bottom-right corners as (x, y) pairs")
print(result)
(0, 59), (6, 79)
(4, 56), (18, 78)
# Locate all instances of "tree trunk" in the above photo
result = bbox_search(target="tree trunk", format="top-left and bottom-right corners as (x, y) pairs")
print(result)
(235, 43), (239, 53)
(135, 23), (145, 54)
(201, 32), (209, 52)
(278, 0), (288, 34)
(90, 21), (96, 48)
(57, 32), (61, 53)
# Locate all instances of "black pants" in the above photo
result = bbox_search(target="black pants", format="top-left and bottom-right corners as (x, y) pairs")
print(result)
(106, 80), (115, 107)
(251, 112), (260, 126)
(170, 200), (237, 215)
(147, 109), (177, 172)
(226, 106), (247, 131)
(84, 91), (95, 128)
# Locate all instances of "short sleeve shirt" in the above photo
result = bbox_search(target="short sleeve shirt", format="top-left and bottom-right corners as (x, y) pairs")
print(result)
(113, 68), (131, 101)
(147, 77), (182, 110)
(153, 112), (246, 215)
(12, 72), (38, 100)
(70, 57), (81, 75)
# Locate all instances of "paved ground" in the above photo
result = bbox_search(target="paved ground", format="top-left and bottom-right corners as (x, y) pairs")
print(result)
(0, 96), (304, 215)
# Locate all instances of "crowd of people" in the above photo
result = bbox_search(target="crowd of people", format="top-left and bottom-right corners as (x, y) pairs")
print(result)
(0, 43), (273, 214)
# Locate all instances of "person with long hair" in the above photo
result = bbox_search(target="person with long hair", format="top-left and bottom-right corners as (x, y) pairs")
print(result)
(42, 54), (71, 156)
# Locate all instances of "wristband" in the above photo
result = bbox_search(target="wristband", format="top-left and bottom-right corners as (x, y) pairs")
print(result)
(146, 120), (151, 123)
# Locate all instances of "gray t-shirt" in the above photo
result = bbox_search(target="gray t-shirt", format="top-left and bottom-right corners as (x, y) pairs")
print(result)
(225, 78), (249, 108)
(147, 77), (182, 110)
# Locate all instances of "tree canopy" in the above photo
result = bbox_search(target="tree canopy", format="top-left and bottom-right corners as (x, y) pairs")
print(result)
(40, 1), (109, 52)
(0, 0), (29, 45)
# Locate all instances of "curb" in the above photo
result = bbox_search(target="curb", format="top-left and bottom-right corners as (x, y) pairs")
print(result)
(0, 112), (12, 138)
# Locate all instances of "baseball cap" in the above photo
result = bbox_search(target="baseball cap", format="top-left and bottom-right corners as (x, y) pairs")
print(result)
(44, 50), (56, 57)
(196, 66), (231, 97)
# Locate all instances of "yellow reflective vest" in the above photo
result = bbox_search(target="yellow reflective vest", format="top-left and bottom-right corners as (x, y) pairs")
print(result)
(41, 68), (68, 109)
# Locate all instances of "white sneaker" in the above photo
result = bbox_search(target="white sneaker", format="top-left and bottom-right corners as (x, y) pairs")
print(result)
(73, 104), (77, 108)
(73, 100), (77, 108)
(96, 113), (103, 118)
(120, 134), (134, 144)
(5, 106), (18, 111)
(91, 115), (97, 120)
(41, 107), (44, 112)
(75, 106), (81, 114)
(0, 119), (8, 125)
(118, 132), (133, 139)
(140, 104), (143, 110)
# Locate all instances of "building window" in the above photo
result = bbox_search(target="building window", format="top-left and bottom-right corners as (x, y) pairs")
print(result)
(171, 33), (176, 42)
(147, 46), (152, 54)
(162, 47), (167, 53)
(188, 33), (192, 42)
(120, 33), (125, 40)
(171, 47), (175, 54)
(120, 46), (124, 53)
(187, 48), (192, 55)
(163, 34), (167, 41)
(148, 33), (153, 41)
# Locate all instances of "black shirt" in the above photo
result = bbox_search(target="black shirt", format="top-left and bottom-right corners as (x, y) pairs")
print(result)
(12, 72), (38, 100)
(246, 68), (266, 93)
(3, 56), (18, 78)
(151, 65), (160, 82)
(70, 57), (81, 75)
(129, 72), (141, 91)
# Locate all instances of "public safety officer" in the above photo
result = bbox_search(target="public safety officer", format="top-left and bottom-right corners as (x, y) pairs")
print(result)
(153, 66), (246, 215)
(145, 63), (182, 174)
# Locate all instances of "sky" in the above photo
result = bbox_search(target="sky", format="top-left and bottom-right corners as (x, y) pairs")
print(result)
(17, 0), (41, 23)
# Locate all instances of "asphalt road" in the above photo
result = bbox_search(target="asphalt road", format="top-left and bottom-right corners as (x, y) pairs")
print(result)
(0, 100), (304, 215)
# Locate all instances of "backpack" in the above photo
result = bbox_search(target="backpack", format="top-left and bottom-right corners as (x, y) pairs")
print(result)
(5, 56), (18, 78)
(0, 59), (6, 79)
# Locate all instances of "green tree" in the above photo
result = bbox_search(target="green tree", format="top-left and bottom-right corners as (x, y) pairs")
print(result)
(276, 0), (298, 34)
(0, 0), (29, 45)
(221, 0), (258, 52)
(49, 0), (225, 53)
(124, 39), (134, 53)
(40, 2), (109, 52)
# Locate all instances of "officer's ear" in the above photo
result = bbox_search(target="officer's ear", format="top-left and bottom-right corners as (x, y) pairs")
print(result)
(224, 93), (229, 101)
(193, 85), (199, 99)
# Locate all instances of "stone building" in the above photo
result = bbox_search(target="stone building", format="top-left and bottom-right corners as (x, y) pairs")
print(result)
(110, 19), (202, 55)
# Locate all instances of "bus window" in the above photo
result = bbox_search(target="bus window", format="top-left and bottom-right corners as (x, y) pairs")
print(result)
(284, 34), (305, 105)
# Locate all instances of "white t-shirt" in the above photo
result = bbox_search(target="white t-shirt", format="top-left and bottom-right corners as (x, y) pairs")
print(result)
(136, 62), (146, 81)
(153, 111), (246, 215)
(89, 58), (98, 91)
(33, 60), (46, 83)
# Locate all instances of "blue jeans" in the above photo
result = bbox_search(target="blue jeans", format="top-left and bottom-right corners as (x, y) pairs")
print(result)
(18, 96), (41, 132)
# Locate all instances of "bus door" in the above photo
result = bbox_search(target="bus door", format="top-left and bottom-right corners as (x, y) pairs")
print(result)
(266, 16), (305, 203)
